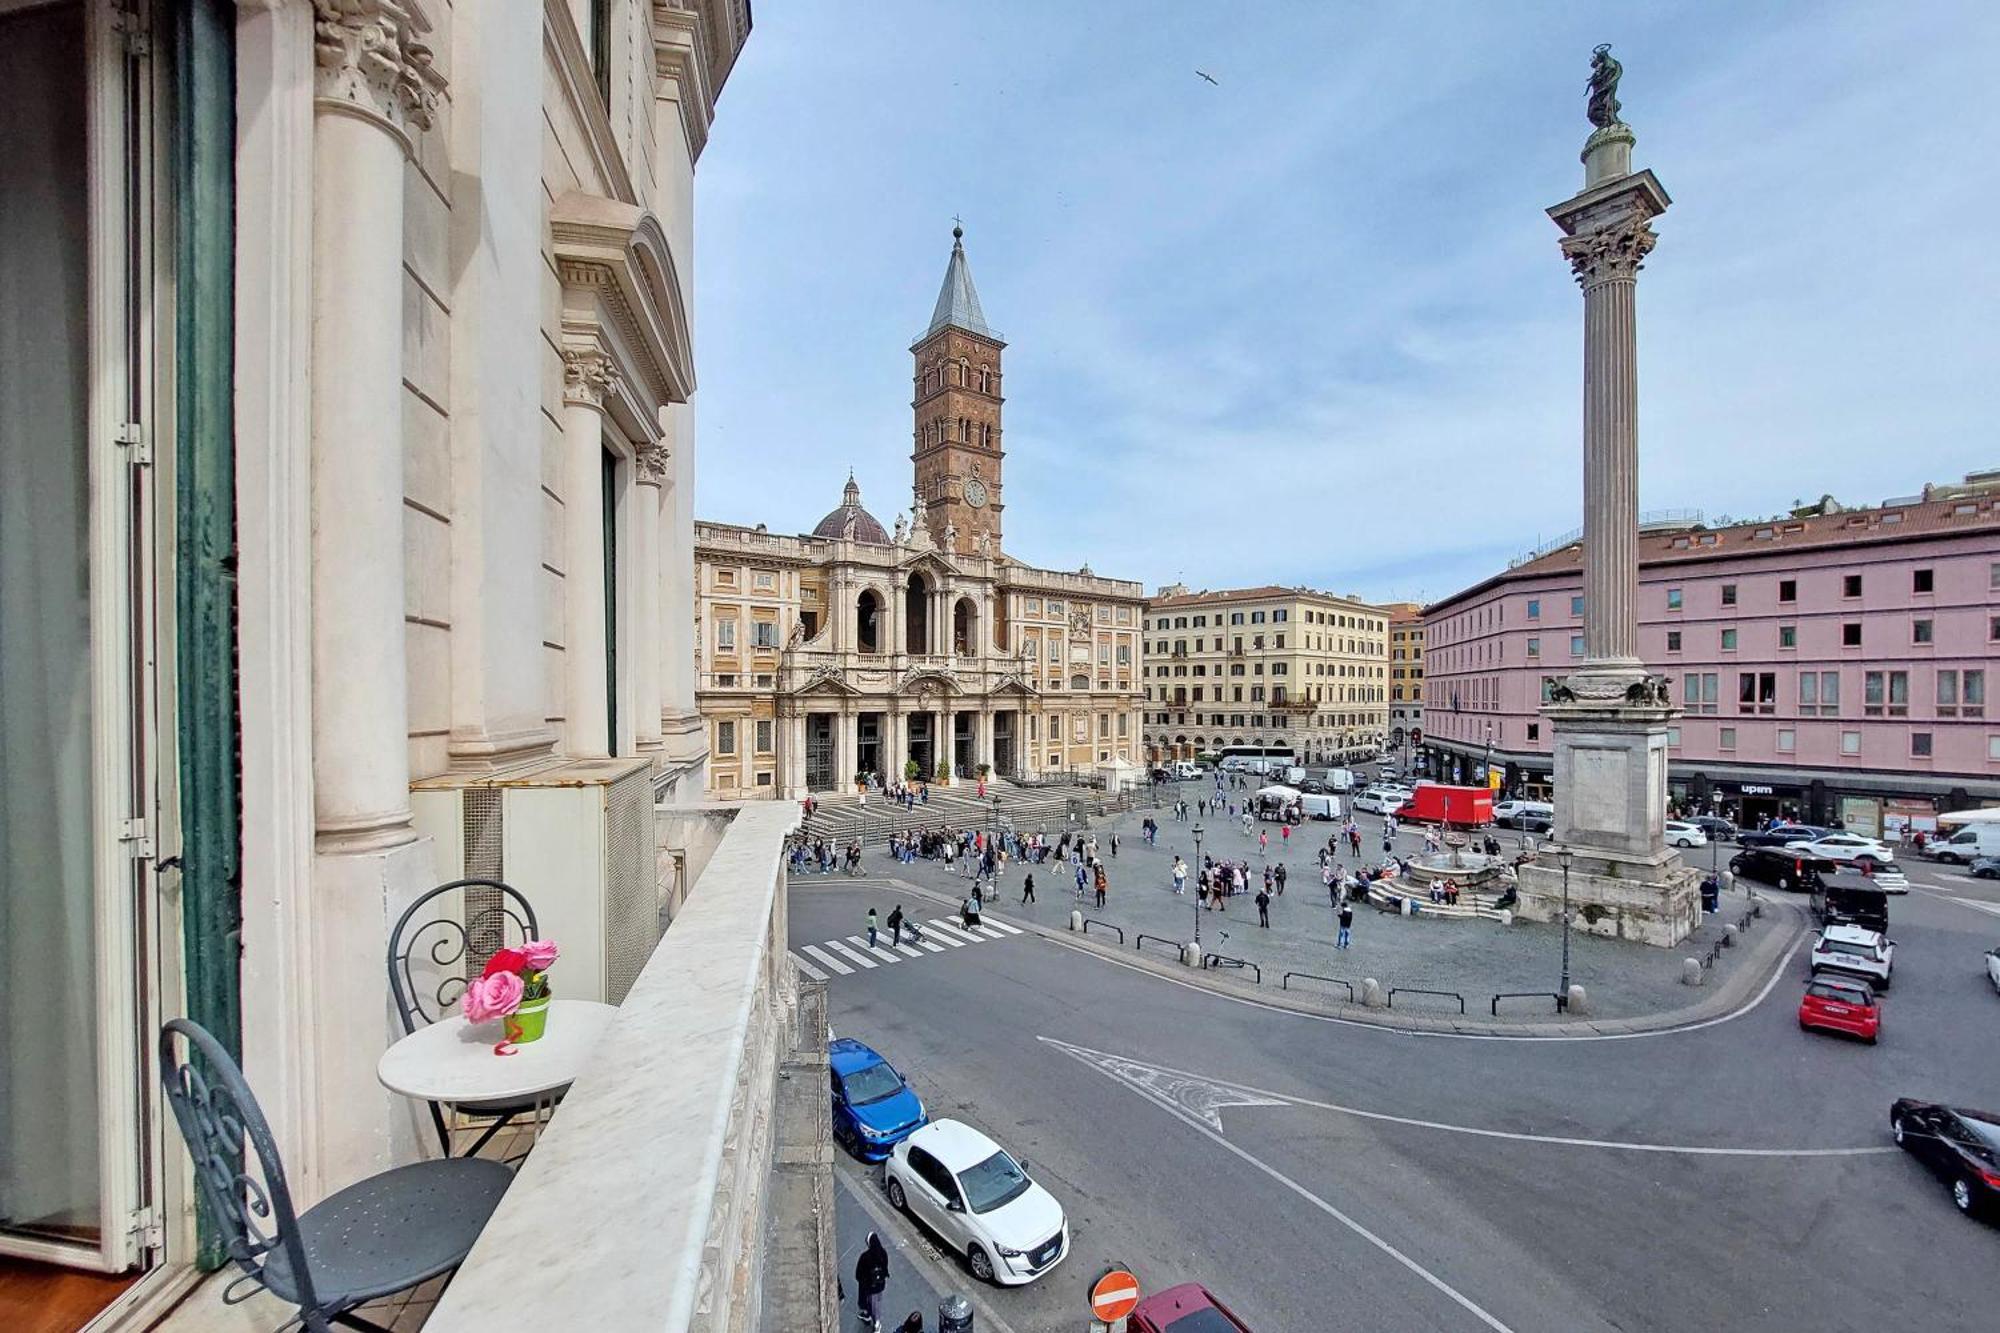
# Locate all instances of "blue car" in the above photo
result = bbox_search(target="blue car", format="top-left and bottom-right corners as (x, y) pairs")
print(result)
(830, 1037), (927, 1161)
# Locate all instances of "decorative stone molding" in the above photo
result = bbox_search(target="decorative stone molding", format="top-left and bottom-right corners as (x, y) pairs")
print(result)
(1558, 203), (1658, 288)
(561, 346), (621, 408)
(312, 0), (444, 140)
(550, 191), (696, 408)
(635, 443), (671, 486)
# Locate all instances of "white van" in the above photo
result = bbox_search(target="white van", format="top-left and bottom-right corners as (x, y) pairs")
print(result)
(1283, 766), (1309, 786)
(1324, 768), (1356, 792)
(1932, 825), (2000, 864)
(1300, 792), (1343, 821)
(1171, 760), (1201, 781)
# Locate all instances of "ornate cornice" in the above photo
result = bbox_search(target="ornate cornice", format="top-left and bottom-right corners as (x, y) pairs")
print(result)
(312, 0), (444, 142)
(561, 346), (621, 408)
(1559, 203), (1658, 289)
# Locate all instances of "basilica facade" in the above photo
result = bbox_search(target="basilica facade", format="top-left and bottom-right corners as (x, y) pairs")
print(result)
(697, 230), (1146, 797)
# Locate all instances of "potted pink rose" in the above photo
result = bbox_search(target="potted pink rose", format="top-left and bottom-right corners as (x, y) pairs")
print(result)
(461, 938), (561, 1043)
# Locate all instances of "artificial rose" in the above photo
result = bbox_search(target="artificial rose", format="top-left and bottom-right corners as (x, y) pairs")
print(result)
(520, 938), (560, 971)
(462, 970), (525, 1024)
(480, 947), (528, 980)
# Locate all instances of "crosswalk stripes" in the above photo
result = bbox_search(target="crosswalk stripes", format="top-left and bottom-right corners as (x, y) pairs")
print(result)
(848, 935), (903, 965)
(800, 944), (852, 976)
(787, 910), (1027, 981)
(823, 939), (877, 970)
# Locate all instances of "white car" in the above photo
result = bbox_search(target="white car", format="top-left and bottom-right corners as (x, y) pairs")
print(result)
(883, 1119), (1070, 1286)
(1353, 788), (1410, 816)
(1865, 864), (1911, 895)
(1986, 946), (2000, 994)
(1810, 924), (1895, 990)
(1784, 833), (1896, 868)
(1664, 820), (1709, 849)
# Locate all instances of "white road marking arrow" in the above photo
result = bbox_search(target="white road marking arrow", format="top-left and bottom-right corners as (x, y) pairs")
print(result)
(1040, 1036), (1288, 1130)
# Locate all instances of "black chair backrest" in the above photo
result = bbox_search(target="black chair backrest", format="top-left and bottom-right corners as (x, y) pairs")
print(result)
(387, 878), (540, 1034)
(158, 1018), (319, 1312)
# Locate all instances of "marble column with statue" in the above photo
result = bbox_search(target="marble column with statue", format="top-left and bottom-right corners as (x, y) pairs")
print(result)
(1515, 47), (1702, 947)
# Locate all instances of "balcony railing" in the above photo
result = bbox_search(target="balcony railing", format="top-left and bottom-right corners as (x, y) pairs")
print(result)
(426, 802), (827, 1332)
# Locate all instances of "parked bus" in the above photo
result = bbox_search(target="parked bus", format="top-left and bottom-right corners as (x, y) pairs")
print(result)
(1217, 743), (1296, 775)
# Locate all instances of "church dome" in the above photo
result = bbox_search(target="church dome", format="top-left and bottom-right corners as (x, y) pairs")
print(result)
(812, 472), (890, 544)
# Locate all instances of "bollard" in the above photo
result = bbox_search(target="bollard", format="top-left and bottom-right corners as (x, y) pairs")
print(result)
(1751, 897), (1764, 918)
(1566, 984), (1587, 1016)
(1497, 909), (1513, 927)
(1181, 941), (1201, 967)
(1681, 957), (1703, 986)
(1400, 897), (1413, 916)
(1069, 909), (1084, 932)
(1720, 870), (1736, 897)
(938, 1293), (974, 1332)
(1721, 923), (1738, 948)
(1362, 977), (1387, 1008)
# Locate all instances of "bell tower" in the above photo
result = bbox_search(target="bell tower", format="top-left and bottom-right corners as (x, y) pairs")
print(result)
(911, 224), (1005, 556)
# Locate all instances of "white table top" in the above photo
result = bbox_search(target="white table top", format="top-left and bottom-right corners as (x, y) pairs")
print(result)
(377, 999), (616, 1104)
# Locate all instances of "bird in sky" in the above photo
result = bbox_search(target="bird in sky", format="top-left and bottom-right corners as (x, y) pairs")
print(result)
(1195, 69), (1219, 86)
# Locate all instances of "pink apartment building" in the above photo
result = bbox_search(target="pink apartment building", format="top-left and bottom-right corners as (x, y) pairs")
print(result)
(1420, 474), (2000, 836)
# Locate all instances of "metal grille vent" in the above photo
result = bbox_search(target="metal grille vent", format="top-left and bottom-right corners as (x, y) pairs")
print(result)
(463, 786), (506, 973)
(601, 763), (656, 1003)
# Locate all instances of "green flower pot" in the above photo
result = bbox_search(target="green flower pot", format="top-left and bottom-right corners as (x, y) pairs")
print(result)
(506, 993), (551, 1044)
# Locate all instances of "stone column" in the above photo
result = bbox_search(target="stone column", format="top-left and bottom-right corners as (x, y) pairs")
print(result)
(887, 706), (907, 780)
(559, 346), (617, 758)
(307, 0), (444, 1183)
(1551, 126), (1667, 686)
(839, 711), (859, 788)
(632, 445), (669, 755)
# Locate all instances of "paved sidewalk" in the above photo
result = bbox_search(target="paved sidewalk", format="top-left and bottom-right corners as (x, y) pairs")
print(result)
(851, 796), (1786, 1023)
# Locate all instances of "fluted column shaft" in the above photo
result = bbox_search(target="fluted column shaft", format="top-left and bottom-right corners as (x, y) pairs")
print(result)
(1581, 272), (1640, 667)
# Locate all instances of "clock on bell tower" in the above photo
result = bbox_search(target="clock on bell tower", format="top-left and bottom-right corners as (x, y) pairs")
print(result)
(911, 224), (1005, 556)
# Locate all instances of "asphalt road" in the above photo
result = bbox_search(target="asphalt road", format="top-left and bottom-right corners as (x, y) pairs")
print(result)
(794, 858), (2000, 1332)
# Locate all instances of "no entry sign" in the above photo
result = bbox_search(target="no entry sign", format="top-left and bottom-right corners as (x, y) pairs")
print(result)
(1090, 1267), (1141, 1323)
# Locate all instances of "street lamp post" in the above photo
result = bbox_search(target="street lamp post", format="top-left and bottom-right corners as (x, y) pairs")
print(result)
(1191, 823), (1205, 948)
(1557, 845), (1575, 1010)
(1483, 720), (1495, 800)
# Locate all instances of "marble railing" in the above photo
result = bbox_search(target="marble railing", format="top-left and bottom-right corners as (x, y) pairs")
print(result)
(426, 801), (810, 1333)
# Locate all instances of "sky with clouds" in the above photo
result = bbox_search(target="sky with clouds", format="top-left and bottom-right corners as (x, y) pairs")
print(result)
(691, 1), (1998, 608)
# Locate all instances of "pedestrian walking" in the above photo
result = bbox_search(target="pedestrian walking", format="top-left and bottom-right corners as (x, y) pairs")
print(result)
(1337, 901), (1354, 950)
(1274, 863), (1288, 895)
(1255, 887), (1271, 928)
(887, 905), (904, 948)
(1094, 864), (1108, 910)
(1172, 857), (1188, 895)
(1021, 872), (1036, 904)
(1111, 831), (1121, 858)
(855, 1232), (888, 1332)
(866, 908), (879, 950)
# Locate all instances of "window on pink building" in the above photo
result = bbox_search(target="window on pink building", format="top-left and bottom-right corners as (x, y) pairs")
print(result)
(1779, 625), (1797, 649)
(1843, 623), (1862, 647)
(1666, 630), (1682, 651)
(1719, 727), (1737, 750)
(1841, 730), (1861, 755)
(1721, 584), (1738, 606)
(1779, 579), (1797, 602)
(1913, 619), (1934, 644)
(1912, 732), (1933, 758)
(1913, 569), (1933, 593)
(1777, 728), (1796, 753)
(1843, 574), (1863, 597)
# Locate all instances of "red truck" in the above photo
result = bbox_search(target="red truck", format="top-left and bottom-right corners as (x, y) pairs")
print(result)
(1394, 784), (1492, 828)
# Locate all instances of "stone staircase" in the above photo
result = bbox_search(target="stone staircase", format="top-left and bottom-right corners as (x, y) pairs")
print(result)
(798, 780), (1111, 843)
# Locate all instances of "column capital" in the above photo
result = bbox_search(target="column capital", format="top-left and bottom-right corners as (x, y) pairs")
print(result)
(312, 1), (444, 142)
(561, 345), (622, 409)
(1558, 200), (1658, 290)
(634, 443), (670, 487)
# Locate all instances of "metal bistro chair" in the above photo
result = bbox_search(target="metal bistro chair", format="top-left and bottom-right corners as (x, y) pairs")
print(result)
(159, 1018), (510, 1332)
(388, 878), (554, 1157)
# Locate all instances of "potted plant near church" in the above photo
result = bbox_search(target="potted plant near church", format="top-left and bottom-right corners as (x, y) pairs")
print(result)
(934, 761), (951, 786)
(462, 938), (560, 1044)
(855, 770), (870, 794)
(905, 759), (921, 785)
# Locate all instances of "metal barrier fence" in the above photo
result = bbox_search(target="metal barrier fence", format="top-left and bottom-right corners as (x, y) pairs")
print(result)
(1081, 918), (1124, 943)
(1388, 987), (1465, 1014)
(1134, 933), (1182, 957)
(1491, 990), (1564, 1016)
(1202, 953), (1261, 984)
(1282, 972), (1354, 1001)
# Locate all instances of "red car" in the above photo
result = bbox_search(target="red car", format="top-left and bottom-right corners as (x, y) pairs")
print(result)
(1799, 976), (1880, 1043)
(1128, 1283), (1253, 1332)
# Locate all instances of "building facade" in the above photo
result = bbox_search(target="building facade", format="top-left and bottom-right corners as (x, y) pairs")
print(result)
(1385, 602), (1425, 761)
(0, 1), (750, 1323)
(1141, 586), (1392, 765)
(695, 231), (1147, 797)
(1422, 476), (2000, 832)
